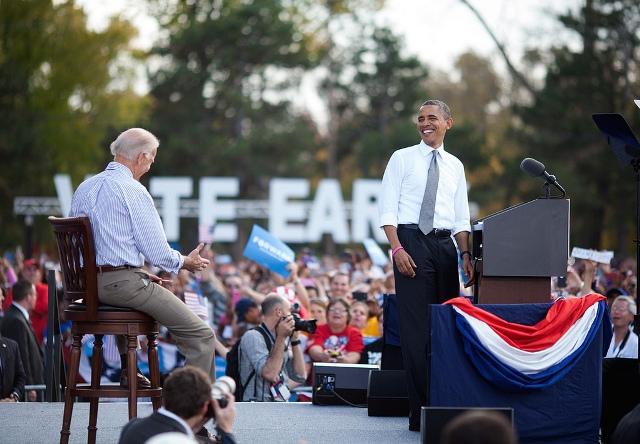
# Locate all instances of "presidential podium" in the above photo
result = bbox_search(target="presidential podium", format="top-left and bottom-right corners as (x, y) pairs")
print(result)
(472, 199), (569, 303)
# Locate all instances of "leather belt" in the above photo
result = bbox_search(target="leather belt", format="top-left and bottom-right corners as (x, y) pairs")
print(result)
(97, 264), (138, 273)
(398, 224), (452, 238)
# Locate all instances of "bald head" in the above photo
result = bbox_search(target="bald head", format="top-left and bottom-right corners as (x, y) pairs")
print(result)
(110, 128), (159, 160)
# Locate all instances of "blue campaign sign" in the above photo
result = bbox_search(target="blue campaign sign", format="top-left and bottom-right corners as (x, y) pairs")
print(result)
(243, 225), (295, 278)
(363, 238), (389, 267)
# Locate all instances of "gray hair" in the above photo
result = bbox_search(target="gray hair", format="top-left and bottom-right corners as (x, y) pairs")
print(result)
(613, 295), (637, 316)
(420, 99), (452, 120)
(110, 128), (159, 160)
(261, 294), (288, 316)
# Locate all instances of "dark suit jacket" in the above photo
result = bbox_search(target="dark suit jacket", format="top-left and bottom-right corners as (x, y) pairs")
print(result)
(118, 411), (237, 444)
(0, 336), (26, 400)
(0, 305), (44, 385)
(118, 412), (188, 444)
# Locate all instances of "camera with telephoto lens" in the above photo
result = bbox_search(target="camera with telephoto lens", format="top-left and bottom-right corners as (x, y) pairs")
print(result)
(292, 313), (317, 334)
(207, 376), (235, 418)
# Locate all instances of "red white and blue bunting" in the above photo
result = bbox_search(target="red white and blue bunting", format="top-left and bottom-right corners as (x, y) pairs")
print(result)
(443, 294), (607, 390)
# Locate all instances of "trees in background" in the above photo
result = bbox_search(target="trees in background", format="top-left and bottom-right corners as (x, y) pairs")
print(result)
(2, 0), (640, 255)
(512, 0), (640, 252)
(0, 0), (146, 249)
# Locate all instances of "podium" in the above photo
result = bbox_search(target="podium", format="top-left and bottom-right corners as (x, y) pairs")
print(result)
(472, 199), (569, 303)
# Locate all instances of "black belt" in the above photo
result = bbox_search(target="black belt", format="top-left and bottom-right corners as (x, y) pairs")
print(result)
(398, 224), (452, 238)
(97, 264), (138, 273)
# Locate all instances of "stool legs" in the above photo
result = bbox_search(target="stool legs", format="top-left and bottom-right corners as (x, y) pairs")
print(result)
(60, 333), (82, 444)
(147, 333), (162, 411)
(127, 334), (138, 419)
(88, 334), (103, 444)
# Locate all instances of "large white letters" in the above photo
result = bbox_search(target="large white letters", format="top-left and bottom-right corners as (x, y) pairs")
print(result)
(53, 175), (386, 243)
(269, 178), (310, 243)
(306, 179), (349, 243)
(150, 177), (192, 242)
(352, 179), (385, 243)
(199, 178), (239, 242)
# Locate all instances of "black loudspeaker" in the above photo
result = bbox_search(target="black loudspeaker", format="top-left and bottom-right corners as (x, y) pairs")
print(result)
(420, 406), (514, 444)
(312, 363), (378, 406)
(601, 358), (640, 442)
(367, 370), (409, 417)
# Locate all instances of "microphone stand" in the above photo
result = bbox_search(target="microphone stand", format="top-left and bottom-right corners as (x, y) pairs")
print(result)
(540, 175), (565, 199)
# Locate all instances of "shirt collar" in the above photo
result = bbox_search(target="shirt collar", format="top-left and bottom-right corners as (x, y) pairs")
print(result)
(12, 302), (29, 321)
(419, 140), (446, 158)
(157, 407), (195, 438)
(106, 161), (134, 179)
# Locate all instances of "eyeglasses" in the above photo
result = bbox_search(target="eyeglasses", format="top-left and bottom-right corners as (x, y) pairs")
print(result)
(328, 308), (347, 314)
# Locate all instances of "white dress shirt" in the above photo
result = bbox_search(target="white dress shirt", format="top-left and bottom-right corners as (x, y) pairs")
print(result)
(379, 141), (471, 235)
(605, 327), (639, 359)
(70, 162), (184, 273)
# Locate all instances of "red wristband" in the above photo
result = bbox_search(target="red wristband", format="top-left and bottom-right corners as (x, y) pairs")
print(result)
(392, 246), (404, 256)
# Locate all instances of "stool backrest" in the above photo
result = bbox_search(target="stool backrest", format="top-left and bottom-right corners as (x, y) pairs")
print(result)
(49, 216), (98, 320)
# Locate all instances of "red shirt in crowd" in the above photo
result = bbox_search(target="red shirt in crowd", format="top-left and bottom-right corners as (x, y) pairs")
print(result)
(307, 323), (364, 355)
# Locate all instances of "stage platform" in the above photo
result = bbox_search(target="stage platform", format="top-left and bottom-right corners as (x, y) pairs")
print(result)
(0, 402), (417, 444)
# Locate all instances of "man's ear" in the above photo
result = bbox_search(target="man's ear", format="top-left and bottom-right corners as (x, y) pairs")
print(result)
(446, 118), (453, 130)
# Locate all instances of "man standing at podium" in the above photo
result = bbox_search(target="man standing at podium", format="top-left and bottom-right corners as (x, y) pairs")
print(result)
(378, 99), (473, 431)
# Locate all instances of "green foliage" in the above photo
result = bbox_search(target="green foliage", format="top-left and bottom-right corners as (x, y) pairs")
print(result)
(514, 0), (640, 252)
(147, 0), (322, 205)
(0, 0), (147, 249)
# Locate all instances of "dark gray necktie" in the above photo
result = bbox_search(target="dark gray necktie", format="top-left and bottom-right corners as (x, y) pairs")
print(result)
(418, 151), (439, 235)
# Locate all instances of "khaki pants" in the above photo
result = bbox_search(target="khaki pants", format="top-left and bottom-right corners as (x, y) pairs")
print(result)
(96, 269), (215, 380)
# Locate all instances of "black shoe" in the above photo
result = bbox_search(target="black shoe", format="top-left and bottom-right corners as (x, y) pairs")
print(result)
(409, 410), (420, 432)
(120, 371), (152, 389)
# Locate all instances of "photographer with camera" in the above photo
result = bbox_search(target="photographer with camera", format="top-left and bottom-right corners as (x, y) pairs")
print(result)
(118, 366), (236, 444)
(238, 294), (307, 401)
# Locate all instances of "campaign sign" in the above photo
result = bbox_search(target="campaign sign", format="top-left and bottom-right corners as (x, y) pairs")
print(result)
(243, 225), (295, 278)
(363, 238), (388, 267)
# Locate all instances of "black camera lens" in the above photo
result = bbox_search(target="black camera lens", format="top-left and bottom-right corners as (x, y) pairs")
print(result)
(292, 313), (317, 334)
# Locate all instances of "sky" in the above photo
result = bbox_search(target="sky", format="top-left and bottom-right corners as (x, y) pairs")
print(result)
(74, 0), (582, 126)
(76, 0), (581, 70)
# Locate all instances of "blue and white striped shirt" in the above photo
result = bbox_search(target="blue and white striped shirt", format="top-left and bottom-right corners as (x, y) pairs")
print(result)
(70, 162), (184, 273)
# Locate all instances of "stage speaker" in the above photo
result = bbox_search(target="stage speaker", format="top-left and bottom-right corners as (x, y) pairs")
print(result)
(312, 363), (378, 406)
(367, 370), (408, 417)
(420, 406), (514, 444)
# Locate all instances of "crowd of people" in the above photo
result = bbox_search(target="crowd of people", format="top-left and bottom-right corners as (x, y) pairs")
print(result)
(0, 246), (638, 386)
(0, 119), (639, 443)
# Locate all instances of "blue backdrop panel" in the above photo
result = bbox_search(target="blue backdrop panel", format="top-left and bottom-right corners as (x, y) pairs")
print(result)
(429, 303), (603, 444)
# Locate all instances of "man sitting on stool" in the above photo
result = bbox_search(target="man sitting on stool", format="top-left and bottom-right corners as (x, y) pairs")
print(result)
(118, 366), (236, 444)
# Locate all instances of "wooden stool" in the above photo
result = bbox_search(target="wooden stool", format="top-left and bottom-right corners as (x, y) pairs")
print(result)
(50, 216), (162, 444)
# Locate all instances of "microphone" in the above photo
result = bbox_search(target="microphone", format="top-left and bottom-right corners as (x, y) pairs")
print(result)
(520, 157), (566, 197)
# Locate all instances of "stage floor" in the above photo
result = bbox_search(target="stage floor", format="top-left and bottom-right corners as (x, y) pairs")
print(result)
(0, 401), (418, 444)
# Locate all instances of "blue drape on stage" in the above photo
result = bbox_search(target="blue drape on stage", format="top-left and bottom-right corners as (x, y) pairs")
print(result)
(429, 303), (604, 444)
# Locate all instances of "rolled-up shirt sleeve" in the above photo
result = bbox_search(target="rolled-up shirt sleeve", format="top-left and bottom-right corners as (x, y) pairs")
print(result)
(128, 189), (184, 273)
(452, 163), (471, 235)
(379, 151), (403, 227)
